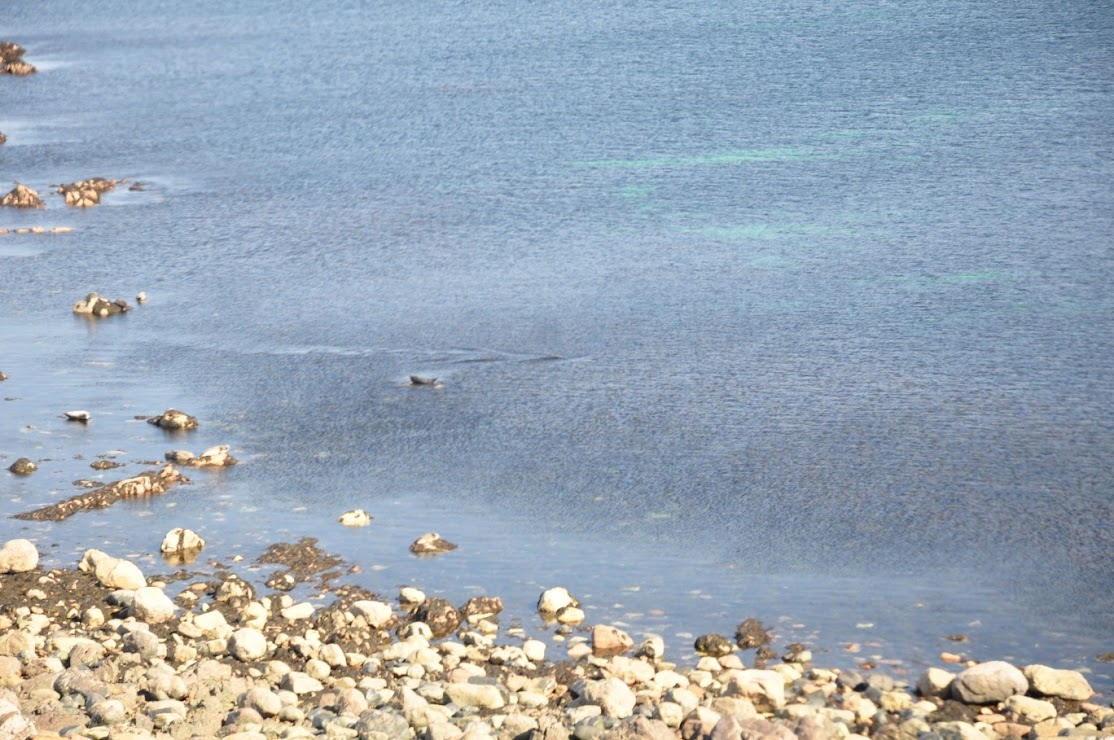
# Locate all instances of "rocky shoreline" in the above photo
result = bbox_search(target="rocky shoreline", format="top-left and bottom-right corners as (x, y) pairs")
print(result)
(0, 530), (1109, 740)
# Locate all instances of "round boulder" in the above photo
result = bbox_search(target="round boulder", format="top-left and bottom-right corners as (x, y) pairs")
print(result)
(0, 539), (39, 573)
(229, 628), (268, 662)
(7, 457), (36, 475)
(131, 587), (177, 624)
(950, 661), (1028, 704)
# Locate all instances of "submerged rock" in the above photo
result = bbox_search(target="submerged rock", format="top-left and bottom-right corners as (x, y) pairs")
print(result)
(14, 464), (186, 521)
(190, 444), (236, 467)
(1, 183), (44, 208)
(64, 409), (92, 422)
(735, 617), (773, 649)
(537, 586), (579, 614)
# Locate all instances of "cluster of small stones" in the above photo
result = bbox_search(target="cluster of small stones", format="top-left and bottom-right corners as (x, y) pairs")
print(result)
(12, 465), (187, 522)
(57, 179), (122, 208)
(0, 40), (36, 75)
(0, 537), (1107, 740)
(165, 445), (237, 469)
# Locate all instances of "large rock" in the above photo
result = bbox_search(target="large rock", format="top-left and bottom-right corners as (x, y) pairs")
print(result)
(0, 183), (43, 208)
(1023, 664), (1093, 701)
(349, 600), (393, 628)
(79, 549), (146, 590)
(916, 667), (955, 698)
(131, 586), (177, 623)
(950, 661), (1028, 704)
(190, 445), (237, 467)
(0, 539), (38, 573)
(57, 178), (119, 207)
(338, 509), (372, 527)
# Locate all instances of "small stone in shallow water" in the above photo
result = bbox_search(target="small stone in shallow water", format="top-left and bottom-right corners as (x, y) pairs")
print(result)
(0, 539), (38, 573)
(7, 457), (36, 475)
(537, 586), (579, 614)
(694, 633), (734, 658)
(147, 408), (198, 430)
(338, 509), (372, 527)
(409, 532), (456, 554)
(64, 410), (91, 422)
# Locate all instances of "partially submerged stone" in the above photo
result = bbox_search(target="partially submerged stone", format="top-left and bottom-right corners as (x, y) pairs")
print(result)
(57, 177), (120, 207)
(409, 531), (456, 554)
(147, 408), (199, 430)
(592, 624), (634, 657)
(537, 586), (579, 614)
(338, 508), (372, 527)
(72, 292), (132, 317)
(0, 41), (36, 75)
(64, 409), (91, 422)
(160, 528), (205, 561)
(7, 457), (36, 475)
(1, 183), (44, 208)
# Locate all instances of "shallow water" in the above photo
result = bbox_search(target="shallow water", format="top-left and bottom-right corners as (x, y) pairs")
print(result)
(2, 0), (1112, 690)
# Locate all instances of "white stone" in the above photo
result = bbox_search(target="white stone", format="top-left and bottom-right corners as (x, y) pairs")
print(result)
(537, 586), (577, 614)
(582, 677), (636, 718)
(282, 671), (324, 695)
(916, 667), (954, 698)
(350, 600), (393, 628)
(951, 661), (1028, 704)
(281, 602), (315, 621)
(445, 682), (505, 710)
(721, 669), (787, 712)
(229, 628), (268, 661)
(64, 410), (91, 421)
(400, 587), (426, 606)
(1004, 694), (1057, 723)
(131, 587), (177, 623)
(80, 549), (146, 590)
(160, 528), (205, 555)
(522, 639), (546, 663)
(556, 606), (585, 624)
(1024, 664), (1094, 701)
(338, 509), (372, 527)
(192, 609), (231, 638)
(0, 539), (39, 573)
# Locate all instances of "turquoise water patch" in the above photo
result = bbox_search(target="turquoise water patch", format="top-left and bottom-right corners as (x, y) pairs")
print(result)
(578, 148), (819, 169)
(748, 255), (792, 269)
(819, 129), (870, 140)
(693, 223), (847, 240)
(616, 185), (652, 199)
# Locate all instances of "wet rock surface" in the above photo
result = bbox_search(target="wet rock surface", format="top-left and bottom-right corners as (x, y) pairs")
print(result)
(0, 40), (36, 75)
(12, 464), (187, 521)
(1, 183), (44, 208)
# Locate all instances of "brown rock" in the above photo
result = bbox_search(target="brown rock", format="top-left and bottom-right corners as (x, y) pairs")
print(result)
(0, 183), (44, 208)
(592, 624), (635, 657)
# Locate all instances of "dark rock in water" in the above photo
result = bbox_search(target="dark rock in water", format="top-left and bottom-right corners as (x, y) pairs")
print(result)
(460, 595), (504, 619)
(72, 292), (132, 317)
(694, 633), (734, 657)
(128, 181), (146, 191)
(734, 617), (773, 649)
(7, 457), (36, 475)
(0, 41), (36, 75)
(0, 42), (26, 62)
(90, 460), (123, 470)
(412, 597), (461, 638)
(409, 374), (438, 386)
(0, 132), (6, 145)
(1, 183), (44, 209)
(12, 464), (185, 521)
(0, 371), (7, 381)
(409, 531), (457, 554)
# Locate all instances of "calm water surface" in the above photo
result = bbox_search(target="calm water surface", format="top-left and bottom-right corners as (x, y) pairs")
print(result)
(2, 0), (1112, 689)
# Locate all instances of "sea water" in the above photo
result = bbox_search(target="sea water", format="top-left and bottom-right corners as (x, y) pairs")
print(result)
(2, 0), (1111, 688)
